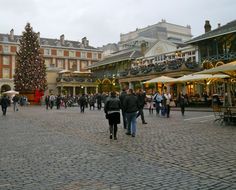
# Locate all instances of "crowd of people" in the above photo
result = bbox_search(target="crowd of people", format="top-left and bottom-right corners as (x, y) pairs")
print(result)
(1, 89), (189, 140)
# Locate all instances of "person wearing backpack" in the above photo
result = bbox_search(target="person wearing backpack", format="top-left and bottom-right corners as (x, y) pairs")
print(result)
(153, 91), (163, 116)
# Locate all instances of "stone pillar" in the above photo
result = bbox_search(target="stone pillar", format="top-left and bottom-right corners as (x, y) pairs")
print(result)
(85, 87), (87, 94)
(73, 86), (76, 96)
(96, 86), (98, 93)
(65, 59), (68, 70)
(77, 60), (80, 71)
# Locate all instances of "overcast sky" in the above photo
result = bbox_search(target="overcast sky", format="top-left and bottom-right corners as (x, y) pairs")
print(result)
(0, 0), (235, 47)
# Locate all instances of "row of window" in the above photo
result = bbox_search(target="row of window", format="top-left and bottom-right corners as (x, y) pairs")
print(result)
(45, 59), (89, 70)
(1, 45), (100, 60)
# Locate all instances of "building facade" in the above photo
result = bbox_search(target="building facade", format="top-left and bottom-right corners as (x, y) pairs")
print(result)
(0, 30), (102, 96)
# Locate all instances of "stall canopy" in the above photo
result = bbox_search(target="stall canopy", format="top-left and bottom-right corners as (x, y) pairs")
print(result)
(173, 74), (229, 82)
(3, 90), (19, 95)
(197, 61), (236, 77)
(143, 75), (175, 83)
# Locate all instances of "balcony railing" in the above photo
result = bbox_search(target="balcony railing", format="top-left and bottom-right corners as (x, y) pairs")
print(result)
(201, 52), (236, 63)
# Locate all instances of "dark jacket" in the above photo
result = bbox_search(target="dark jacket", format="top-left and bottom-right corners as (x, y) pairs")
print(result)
(137, 93), (146, 108)
(78, 95), (87, 106)
(0, 96), (10, 108)
(104, 96), (121, 113)
(123, 94), (139, 113)
(119, 91), (127, 109)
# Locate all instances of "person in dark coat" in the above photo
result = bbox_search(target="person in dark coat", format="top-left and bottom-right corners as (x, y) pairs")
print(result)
(96, 93), (102, 110)
(104, 91), (121, 140)
(136, 89), (147, 124)
(119, 88), (127, 129)
(45, 95), (50, 110)
(56, 95), (61, 109)
(123, 89), (139, 137)
(78, 94), (87, 113)
(0, 95), (10, 116)
(179, 92), (186, 116)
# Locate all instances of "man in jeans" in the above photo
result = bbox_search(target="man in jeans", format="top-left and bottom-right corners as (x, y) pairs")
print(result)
(123, 89), (139, 137)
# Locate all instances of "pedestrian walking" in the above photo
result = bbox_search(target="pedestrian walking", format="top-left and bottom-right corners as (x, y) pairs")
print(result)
(124, 89), (139, 137)
(153, 91), (163, 116)
(78, 94), (87, 113)
(45, 95), (50, 110)
(0, 94), (10, 116)
(119, 88), (127, 129)
(56, 94), (61, 109)
(136, 89), (147, 124)
(179, 92), (186, 116)
(49, 94), (55, 109)
(146, 94), (154, 114)
(12, 95), (19, 112)
(164, 90), (172, 118)
(104, 91), (121, 140)
(96, 93), (102, 110)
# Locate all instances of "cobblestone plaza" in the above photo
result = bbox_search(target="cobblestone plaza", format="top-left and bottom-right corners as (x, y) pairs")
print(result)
(0, 106), (236, 190)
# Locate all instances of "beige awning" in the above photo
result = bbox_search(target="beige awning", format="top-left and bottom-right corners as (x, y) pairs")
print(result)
(143, 76), (175, 83)
(197, 61), (236, 77)
(172, 74), (229, 82)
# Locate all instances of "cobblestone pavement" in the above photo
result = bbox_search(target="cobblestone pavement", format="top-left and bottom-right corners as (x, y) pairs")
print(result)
(0, 106), (236, 190)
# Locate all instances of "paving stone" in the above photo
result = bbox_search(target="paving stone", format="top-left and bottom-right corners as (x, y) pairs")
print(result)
(0, 106), (235, 189)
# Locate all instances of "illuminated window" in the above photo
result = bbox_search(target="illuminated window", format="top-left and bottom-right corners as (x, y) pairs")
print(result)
(2, 68), (10, 78)
(3, 56), (10, 65)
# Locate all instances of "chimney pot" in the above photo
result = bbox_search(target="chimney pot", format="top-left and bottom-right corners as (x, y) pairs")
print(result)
(204, 20), (211, 33)
(60, 34), (65, 45)
(10, 29), (14, 40)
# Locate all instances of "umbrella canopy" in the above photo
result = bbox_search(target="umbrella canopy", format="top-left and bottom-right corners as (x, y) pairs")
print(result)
(58, 70), (71, 74)
(173, 74), (229, 82)
(143, 75), (175, 83)
(197, 61), (236, 77)
(3, 90), (19, 95)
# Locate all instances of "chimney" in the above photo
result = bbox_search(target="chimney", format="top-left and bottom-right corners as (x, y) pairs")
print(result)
(218, 23), (221, 28)
(60, 34), (65, 45)
(10, 29), (14, 40)
(82, 37), (89, 47)
(204, 20), (211, 33)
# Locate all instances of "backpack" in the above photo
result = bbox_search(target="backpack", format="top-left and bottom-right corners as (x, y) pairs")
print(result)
(154, 94), (163, 103)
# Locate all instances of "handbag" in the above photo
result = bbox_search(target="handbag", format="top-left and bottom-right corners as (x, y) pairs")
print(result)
(169, 101), (176, 107)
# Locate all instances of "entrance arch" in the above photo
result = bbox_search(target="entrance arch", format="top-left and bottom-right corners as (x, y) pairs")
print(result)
(1, 84), (11, 93)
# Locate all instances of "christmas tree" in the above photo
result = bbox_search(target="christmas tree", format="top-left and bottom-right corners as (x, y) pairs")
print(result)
(14, 23), (47, 92)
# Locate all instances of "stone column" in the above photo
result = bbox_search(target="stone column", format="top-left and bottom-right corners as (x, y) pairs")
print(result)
(85, 87), (87, 94)
(73, 86), (76, 96)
